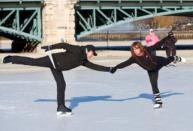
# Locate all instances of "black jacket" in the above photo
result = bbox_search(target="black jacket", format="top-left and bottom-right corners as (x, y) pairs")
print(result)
(115, 35), (175, 71)
(44, 43), (111, 72)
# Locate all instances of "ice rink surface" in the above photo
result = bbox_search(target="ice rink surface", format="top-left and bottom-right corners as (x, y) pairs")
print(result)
(0, 64), (193, 131)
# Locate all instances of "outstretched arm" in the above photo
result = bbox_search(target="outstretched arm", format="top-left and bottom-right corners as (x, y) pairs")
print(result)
(83, 61), (111, 72)
(115, 57), (135, 69)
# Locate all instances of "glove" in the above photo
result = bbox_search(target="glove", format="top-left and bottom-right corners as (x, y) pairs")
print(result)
(41, 45), (51, 52)
(109, 67), (117, 74)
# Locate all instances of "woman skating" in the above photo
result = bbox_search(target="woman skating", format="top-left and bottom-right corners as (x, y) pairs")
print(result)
(111, 34), (186, 109)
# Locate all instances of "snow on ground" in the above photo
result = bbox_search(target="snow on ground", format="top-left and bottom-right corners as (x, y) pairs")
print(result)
(0, 63), (193, 131)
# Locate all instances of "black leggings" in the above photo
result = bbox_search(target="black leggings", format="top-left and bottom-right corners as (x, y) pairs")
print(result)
(166, 47), (176, 57)
(10, 56), (66, 106)
(11, 56), (53, 68)
(147, 56), (174, 95)
(51, 69), (66, 106)
(147, 70), (159, 94)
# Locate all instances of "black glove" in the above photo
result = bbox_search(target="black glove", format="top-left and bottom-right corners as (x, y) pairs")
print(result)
(41, 45), (51, 52)
(109, 67), (117, 74)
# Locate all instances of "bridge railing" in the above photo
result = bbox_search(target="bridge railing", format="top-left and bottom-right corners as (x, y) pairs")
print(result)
(80, 30), (193, 41)
(77, 0), (193, 8)
(77, 0), (193, 3)
(75, 0), (193, 39)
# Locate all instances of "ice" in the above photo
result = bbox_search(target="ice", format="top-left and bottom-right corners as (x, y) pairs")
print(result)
(0, 64), (193, 131)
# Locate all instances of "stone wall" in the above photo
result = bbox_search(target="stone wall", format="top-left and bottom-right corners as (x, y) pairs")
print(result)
(42, 0), (77, 46)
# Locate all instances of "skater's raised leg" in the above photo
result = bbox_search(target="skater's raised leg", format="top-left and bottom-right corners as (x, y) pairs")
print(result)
(156, 56), (186, 70)
(3, 55), (53, 68)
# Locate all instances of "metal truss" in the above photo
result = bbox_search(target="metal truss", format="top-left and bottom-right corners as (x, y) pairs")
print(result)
(0, 0), (43, 43)
(75, 0), (193, 39)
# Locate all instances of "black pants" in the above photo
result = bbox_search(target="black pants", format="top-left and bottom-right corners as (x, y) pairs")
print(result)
(166, 47), (176, 57)
(150, 50), (156, 56)
(163, 37), (176, 57)
(10, 56), (66, 106)
(147, 56), (174, 95)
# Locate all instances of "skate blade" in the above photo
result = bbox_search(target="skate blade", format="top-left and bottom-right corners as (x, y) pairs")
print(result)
(181, 57), (186, 63)
(153, 104), (162, 109)
(166, 64), (176, 67)
(56, 111), (73, 117)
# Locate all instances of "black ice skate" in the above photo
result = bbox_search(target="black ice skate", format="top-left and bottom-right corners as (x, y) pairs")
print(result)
(3, 56), (12, 63)
(57, 104), (72, 117)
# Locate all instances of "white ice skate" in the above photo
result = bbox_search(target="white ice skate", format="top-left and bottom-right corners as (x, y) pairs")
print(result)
(174, 56), (186, 63)
(153, 94), (162, 109)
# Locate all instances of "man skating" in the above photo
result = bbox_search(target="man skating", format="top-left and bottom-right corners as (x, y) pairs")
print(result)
(3, 43), (114, 116)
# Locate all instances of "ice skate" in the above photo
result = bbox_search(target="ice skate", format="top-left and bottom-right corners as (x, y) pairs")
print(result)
(154, 102), (163, 109)
(153, 93), (163, 109)
(3, 56), (12, 63)
(174, 56), (186, 63)
(56, 104), (72, 117)
(166, 63), (176, 67)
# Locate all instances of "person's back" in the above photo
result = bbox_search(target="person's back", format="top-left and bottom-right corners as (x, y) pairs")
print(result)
(51, 44), (86, 70)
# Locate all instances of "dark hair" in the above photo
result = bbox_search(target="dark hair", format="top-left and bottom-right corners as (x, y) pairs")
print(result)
(131, 41), (146, 57)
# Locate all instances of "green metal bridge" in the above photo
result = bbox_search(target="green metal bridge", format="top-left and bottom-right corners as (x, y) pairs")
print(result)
(75, 0), (193, 39)
(0, 0), (43, 52)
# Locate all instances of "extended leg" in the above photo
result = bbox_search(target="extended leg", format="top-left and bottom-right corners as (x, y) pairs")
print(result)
(171, 47), (176, 56)
(156, 56), (175, 70)
(166, 48), (171, 57)
(3, 55), (53, 68)
(156, 55), (186, 70)
(165, 47), (176, 57)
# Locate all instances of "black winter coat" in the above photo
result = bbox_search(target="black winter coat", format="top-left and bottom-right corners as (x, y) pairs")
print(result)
(45, 43), (111, 72)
